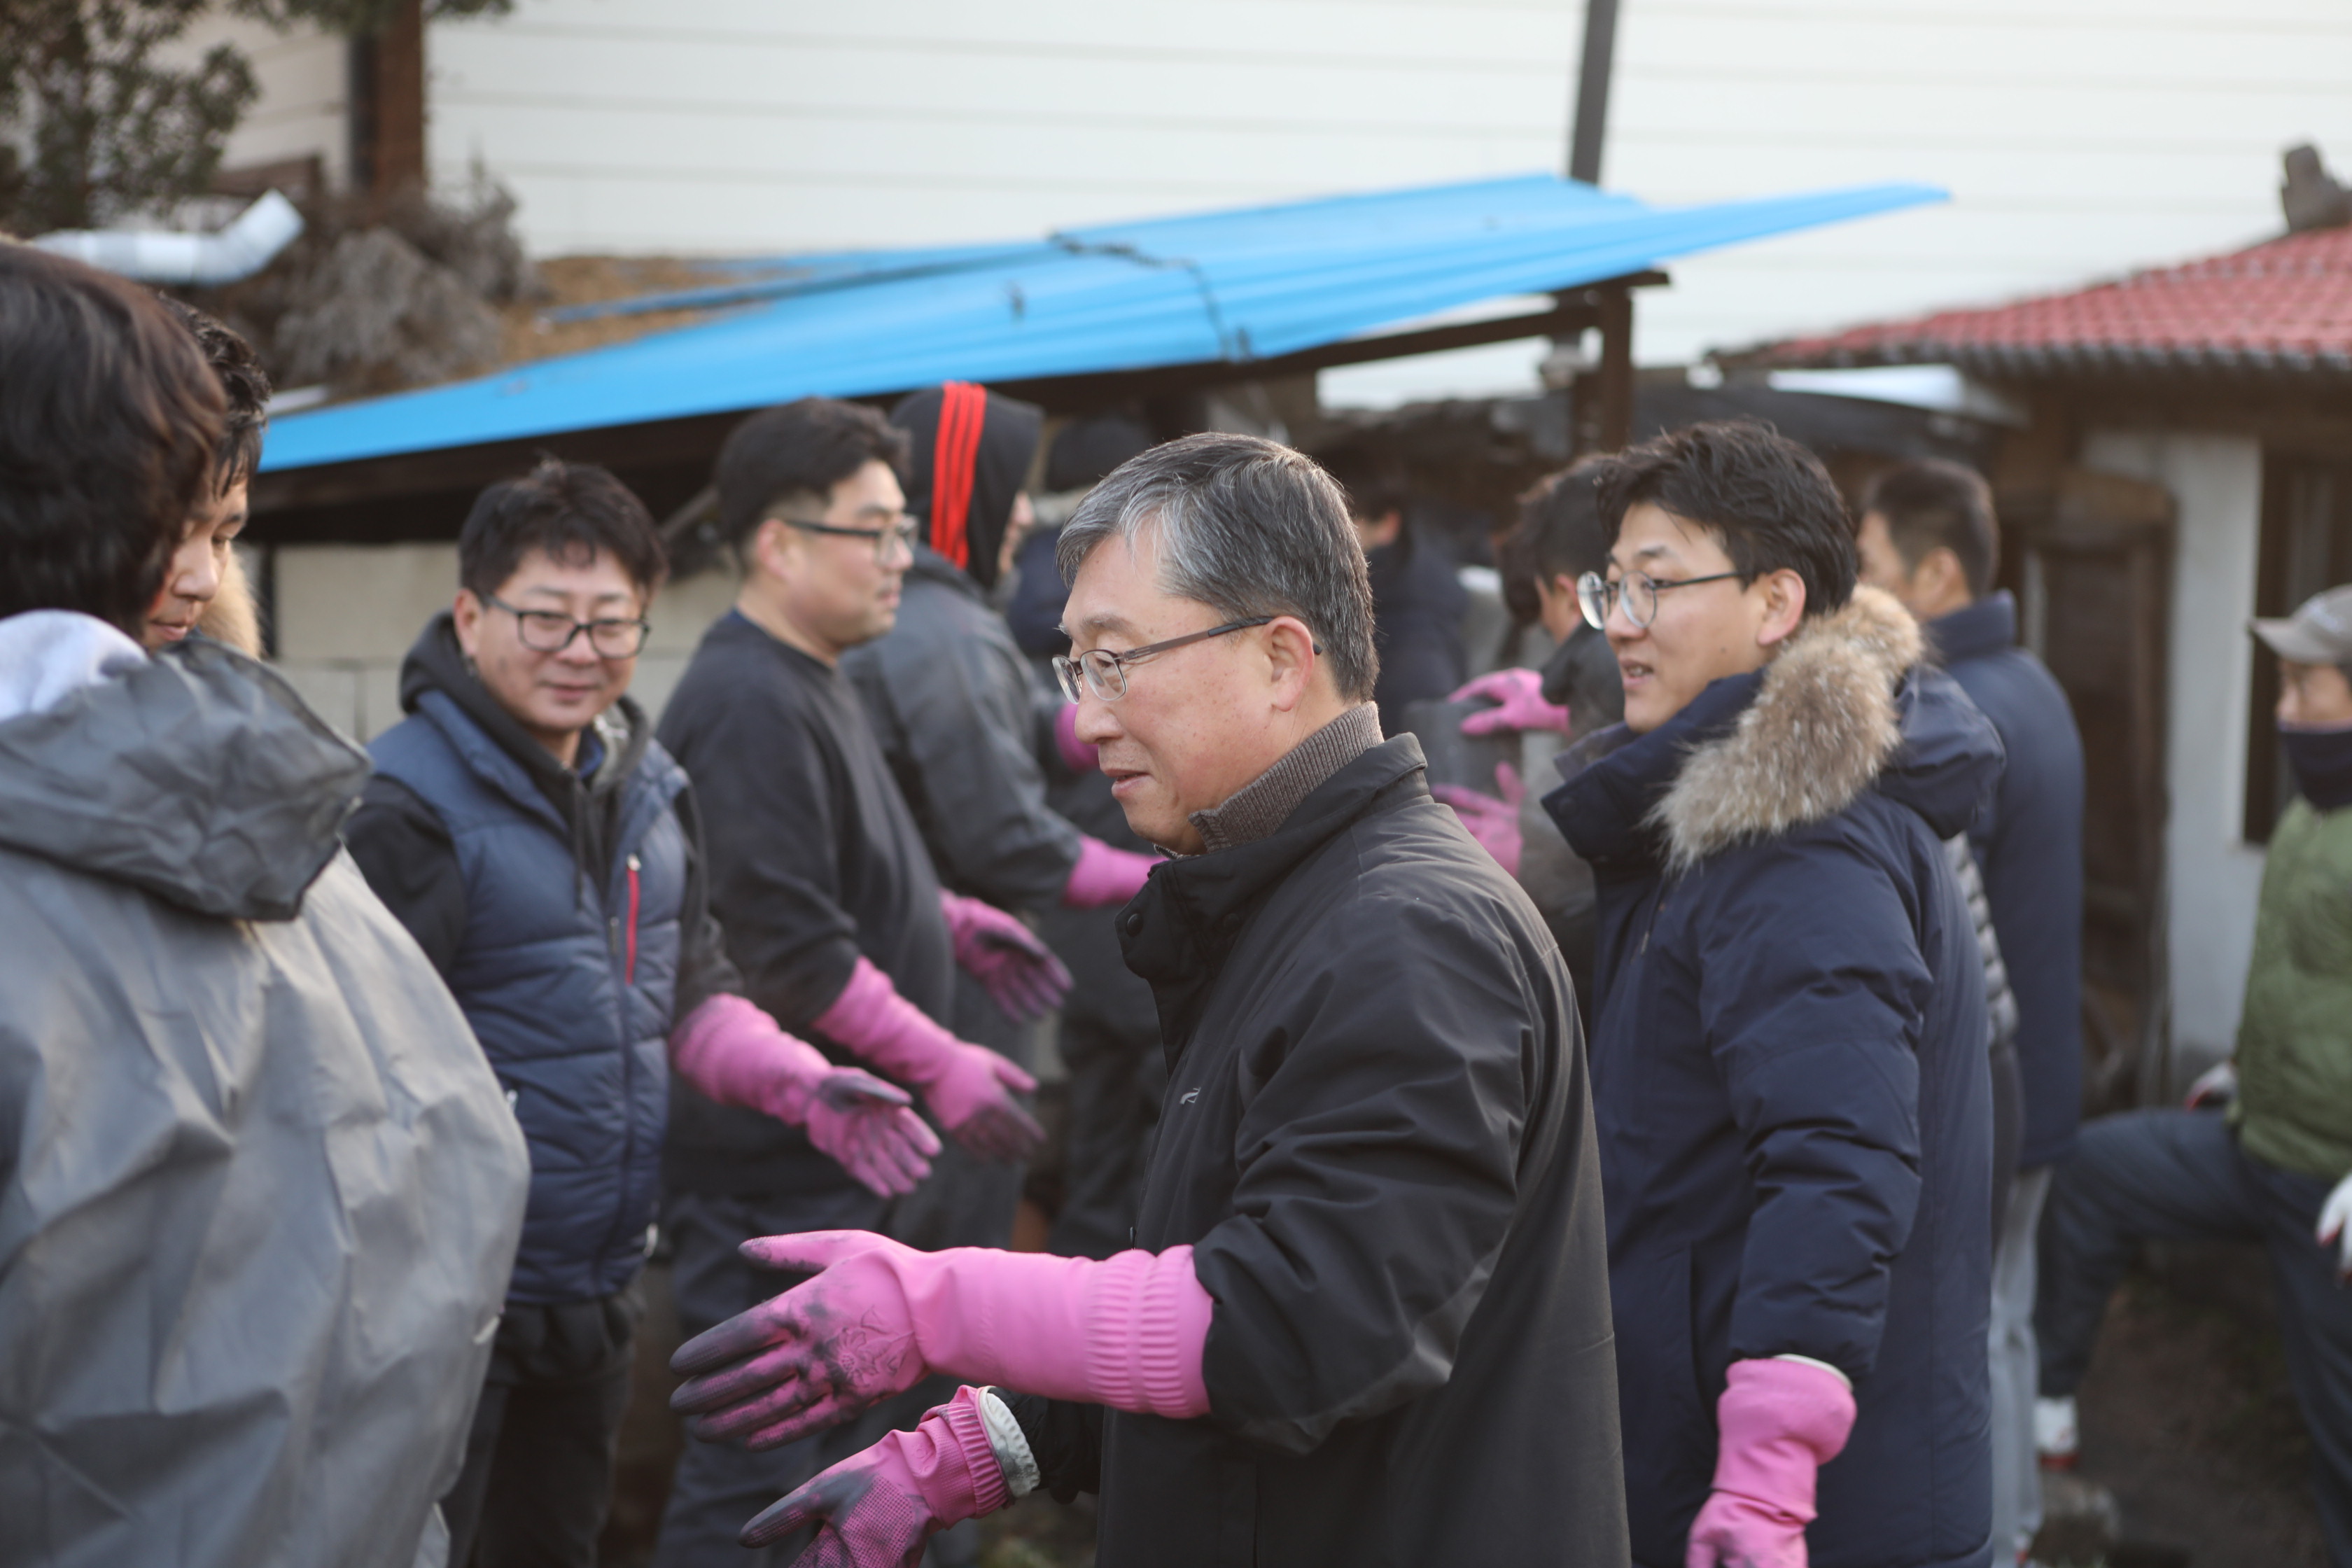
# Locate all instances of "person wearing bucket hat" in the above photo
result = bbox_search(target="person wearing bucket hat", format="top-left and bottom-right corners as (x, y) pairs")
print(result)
(2033, 584), (2352, 1560)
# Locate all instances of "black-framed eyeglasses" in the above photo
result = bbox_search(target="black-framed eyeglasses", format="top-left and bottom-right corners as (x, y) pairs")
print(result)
(1577, 569), (1745, 631)
(1053, 617), (1273, 704)
(774, 513), (921, 566)
(482, 592), (652, 658)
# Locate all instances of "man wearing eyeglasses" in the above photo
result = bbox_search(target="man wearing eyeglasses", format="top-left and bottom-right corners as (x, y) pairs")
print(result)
(652, 399), (1073, 1567)
(1542, 423), (2001, 1568)
(346, 459), (939, 1568)
(659, 433), (1628, 1567)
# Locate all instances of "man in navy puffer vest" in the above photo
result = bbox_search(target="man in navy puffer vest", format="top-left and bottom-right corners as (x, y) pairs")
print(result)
(347, 461), (937, 1568)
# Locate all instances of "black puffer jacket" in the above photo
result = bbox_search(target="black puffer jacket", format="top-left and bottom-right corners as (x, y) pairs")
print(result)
(1009, 733), (1626, 1568)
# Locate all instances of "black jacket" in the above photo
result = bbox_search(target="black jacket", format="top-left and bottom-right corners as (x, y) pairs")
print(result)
(1366, 527), (1468, 730)
(1546, 589), (1998, 1568)
(1930, 592), (2085, 1168)
(654, 611), (957, 1198)
(1011, 734), (1627, 1568)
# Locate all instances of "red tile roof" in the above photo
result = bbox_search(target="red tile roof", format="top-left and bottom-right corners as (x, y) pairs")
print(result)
(1748, 224), (2352, 379)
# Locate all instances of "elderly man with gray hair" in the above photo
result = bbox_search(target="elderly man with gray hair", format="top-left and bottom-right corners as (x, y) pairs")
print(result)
(662, 433), (1627, 1567)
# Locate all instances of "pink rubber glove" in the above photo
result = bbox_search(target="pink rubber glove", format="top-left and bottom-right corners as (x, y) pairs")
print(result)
(1061, 834), (1155, 908)
(738, 1385), (1008, 1556)
(939, 890), (1072, 1020)
(670, 995), (941, 1198)
(1054, 702), (1098, 774)
(1451, 667), (1572, 736)
(668, 1229), (1212, 1450)
(1431, 761), (1527, 876)
(816, 959), (1043, 1163)
(1686, 1358), (1858, 1568)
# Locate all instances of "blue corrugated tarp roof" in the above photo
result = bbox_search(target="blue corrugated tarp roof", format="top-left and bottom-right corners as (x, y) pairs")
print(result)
(260, 172), (1944, 473)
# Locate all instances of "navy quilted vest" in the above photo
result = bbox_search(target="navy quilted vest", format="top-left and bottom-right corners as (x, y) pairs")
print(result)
(372, 690), (687, 1303)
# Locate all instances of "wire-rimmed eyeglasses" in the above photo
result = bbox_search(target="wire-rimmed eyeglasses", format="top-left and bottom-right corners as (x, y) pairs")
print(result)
(482, 592), (651, 658)
(1053, 617), (1273, 703)
(773, 513), (922, 566)
(1577, 569), (1744, 631)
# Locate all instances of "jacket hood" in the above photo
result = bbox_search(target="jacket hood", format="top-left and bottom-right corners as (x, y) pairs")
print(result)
(0, 618), (368, 919)
(1555, 587), (2001, 875)
(398, 612), (652, 870)
(892, 382), (1044, 592)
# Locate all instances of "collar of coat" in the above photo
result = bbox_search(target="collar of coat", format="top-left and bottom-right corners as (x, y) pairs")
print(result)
(1123, 734), (1429, 1034)
(1190, 702), (1384, 853)
(1650, 584), (1921, 874)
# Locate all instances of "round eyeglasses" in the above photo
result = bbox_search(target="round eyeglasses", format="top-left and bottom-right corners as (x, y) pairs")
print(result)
(1054, 617), (1273, 704)
(482, 592), (651, 657)
(773, 512), (921, 566)
(1577, 569), (1744, 631)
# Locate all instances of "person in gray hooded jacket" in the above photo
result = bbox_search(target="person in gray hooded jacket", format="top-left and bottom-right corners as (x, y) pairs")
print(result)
(0, 245), (532, 1568)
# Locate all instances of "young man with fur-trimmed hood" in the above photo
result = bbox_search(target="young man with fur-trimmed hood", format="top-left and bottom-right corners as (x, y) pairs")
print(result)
(1544, 423), (2001, 1568)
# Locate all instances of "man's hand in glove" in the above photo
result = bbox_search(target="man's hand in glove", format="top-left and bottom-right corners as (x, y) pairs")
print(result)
(1432, 762), (1527, 877)
(939, 891), (1072, 1021)
(814, 960), (1044, 1165)
(1686, 1357), (1855, 1568)
(2318, 1172), (2352, 1280)
(1450, 668), (1572, 736)
(2185, 1060), (2238, 1110)
(738, 1386), (1011, 1562)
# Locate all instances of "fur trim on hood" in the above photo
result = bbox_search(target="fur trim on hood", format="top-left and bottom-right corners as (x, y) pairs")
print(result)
(1652, 585), (1922, 873)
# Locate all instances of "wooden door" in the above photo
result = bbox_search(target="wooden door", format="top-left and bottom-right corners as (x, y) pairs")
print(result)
(2000, 468), (2176, 1112)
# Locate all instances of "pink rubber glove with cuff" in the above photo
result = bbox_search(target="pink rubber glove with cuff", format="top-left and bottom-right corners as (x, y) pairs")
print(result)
(816, 958), (1043, 1163)
(1685, 1357), (1857, 1568)
(668, 1228), (1212, 1450)
(938, 890), (1071, 1019)
(668, 995), (940, 1198)
(1450, 667), (1572, 737)
(737, 1383), (1020, 1558)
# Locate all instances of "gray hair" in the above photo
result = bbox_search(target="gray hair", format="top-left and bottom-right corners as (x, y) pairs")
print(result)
(1056, 432), (1380, 701)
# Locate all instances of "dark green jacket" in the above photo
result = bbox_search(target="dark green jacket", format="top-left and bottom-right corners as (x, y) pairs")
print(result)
(2236, 797), (2352, 1177)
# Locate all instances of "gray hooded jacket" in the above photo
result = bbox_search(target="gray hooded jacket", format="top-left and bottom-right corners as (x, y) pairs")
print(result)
(0, 617), (529, 1568)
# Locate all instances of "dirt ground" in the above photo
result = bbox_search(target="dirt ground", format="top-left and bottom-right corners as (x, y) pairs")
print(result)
(599, 1250), (2325, 1568)
(2036, 1250), (2325, 1568)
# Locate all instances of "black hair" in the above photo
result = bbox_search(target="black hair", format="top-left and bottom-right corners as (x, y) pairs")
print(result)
(1315, 440), (1410, 525)
(714, 397), (909, 554)
(458, 458), (667, 600)
(0, 246), (225, 634)
(1513, 460), (1614, 587)
(1585, 421), (1856, 618)
(1860, 458), (1998, 601)
(159, 297), (272, 492)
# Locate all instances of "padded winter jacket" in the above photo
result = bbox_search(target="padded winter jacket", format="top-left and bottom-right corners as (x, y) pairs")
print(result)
(368, 665), (691, 1304)
(2234, 795), (2352, 1179)
(0, 617), (528, 1568)
(1010, 729), (1628, 1568)
(1546, 587), (2000, 1568)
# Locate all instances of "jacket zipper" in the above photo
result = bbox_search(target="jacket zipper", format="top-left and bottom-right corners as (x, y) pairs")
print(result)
(625, 854), (641, 986)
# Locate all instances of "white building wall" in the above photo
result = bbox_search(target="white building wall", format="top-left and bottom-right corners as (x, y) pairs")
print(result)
(195, 15), (352, 191)
(179, 1), (2352, 389)
(2080, 429), (2268, 1073)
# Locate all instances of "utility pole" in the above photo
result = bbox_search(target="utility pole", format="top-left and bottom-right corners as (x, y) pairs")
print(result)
(1564, 0), (1633, 451)
(1569, 0), (1620, 186)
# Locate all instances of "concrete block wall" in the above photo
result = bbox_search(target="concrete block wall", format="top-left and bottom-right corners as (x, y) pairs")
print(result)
(268, 541), (740, 742)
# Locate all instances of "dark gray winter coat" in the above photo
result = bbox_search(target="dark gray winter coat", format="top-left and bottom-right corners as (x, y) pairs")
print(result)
(0, 624), (528, 1568)
(1010, 728), (1628, 1568)
(844, 548), (1082, 911)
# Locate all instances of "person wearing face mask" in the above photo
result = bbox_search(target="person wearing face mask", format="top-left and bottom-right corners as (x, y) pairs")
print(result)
(2033, 585), (2352, 1565)
(1544, 422), (2001, 1568)
(148, 298), (267, 655)
(344, 459), (939, 1568)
